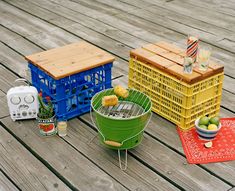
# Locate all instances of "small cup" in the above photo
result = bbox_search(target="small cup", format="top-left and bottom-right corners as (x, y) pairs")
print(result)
(183, 57), (193, 74)
(57, 120), (67, 137)
(186, 35), (199, 63)
(198, 47), (212, 71)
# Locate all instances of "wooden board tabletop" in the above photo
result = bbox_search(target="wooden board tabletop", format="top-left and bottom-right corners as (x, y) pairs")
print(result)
(131, 41), (224, 84)
(25, 41), (115, 79)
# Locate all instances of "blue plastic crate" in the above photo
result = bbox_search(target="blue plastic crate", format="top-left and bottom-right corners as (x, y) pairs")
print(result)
(29, 62), (113, 120)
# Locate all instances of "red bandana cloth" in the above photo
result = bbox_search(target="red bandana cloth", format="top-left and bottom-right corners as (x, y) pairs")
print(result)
(177, 118), (235, 164)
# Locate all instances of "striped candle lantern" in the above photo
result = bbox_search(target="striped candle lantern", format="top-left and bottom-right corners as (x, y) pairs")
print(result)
(186, 36), (199, 63)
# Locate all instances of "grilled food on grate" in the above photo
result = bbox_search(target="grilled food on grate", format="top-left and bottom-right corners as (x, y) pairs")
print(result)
(114, 85), (129, 98)
(102, 95), (118, 106)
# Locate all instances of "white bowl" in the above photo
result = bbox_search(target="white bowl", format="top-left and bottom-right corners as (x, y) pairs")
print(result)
(195, 118), (221, 141)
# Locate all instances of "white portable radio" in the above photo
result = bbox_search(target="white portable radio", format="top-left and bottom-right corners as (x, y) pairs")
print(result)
(7, 79), (39, 121)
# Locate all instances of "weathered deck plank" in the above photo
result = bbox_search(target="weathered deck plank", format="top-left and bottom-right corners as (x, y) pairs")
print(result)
(0, 65), (127, 190)
(85, 0), (235, 41)
(0, 64), (179, 191)
(0, 71), (231, 190)
(2, 0), (235, 95)
(0, 2), (127, 77)
(14, 0), (235, 80)
(0, 0), (235, 190)
(116, 0), (235, 40)
(0, 171), (19, 191)
(0, 65), (180, 190)
(59, 0), (235, 45)
(40, 0), (235, 77)
(110, 77), (235, 185)
(0, 51), (233, 189)
(80, 114), (231, 191)
(0, 43), (28, 78)
(0, 125), (70, 191)
(0, 77), (178, 190)
(1, 117), (128, 191)
(0, 95), (9, 119)
(63, 119), (180, 191)
(143, 0), (235, 31)
(81, 109), (235, 187)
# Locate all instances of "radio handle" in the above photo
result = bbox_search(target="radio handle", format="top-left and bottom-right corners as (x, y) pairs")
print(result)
(14, 79), (30, 86)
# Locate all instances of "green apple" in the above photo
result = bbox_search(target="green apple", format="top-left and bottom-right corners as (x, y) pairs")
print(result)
(209, 116), (220, 126)
(199, 125), (208, 130)
(199, 116), (210, 126)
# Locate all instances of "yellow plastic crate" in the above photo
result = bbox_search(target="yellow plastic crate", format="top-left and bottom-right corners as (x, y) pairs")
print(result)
(128, 58), (224, 130)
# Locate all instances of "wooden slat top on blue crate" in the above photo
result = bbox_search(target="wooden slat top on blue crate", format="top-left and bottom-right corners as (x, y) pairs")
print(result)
(130, 41), (224, 84)
(25, 41), (115, 79)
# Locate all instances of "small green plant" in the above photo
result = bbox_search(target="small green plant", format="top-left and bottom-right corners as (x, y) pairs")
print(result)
(38, 92), (54, 119)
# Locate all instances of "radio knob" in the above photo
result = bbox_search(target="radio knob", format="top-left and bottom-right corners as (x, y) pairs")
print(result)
(24, 94), (34, 104)
(22, 111), (27, 117)
(10, 96), (21, 105)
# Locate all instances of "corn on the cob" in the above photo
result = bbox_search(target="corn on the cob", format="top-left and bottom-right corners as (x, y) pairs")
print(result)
(102, 95), (118, 106)
(114, 85), (129, 98)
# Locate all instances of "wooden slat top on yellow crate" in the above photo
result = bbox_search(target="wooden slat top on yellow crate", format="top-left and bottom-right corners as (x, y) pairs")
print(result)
(25, 41), (115, 79)
(130, 41), (224, 84)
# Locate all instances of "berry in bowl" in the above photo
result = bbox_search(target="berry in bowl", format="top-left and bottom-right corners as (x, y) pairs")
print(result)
(195, 116), (221, 141)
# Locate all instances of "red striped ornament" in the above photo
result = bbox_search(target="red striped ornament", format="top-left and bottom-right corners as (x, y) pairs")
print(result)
(187, 36), (199, 63)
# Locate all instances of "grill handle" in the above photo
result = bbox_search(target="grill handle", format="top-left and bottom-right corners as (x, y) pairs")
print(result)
(104, 140), (122, 147)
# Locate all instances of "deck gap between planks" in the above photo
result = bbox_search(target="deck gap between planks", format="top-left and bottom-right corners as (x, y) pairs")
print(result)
(1, 24), (233, 85)
(0, 3), (232, 97)
(0, 24), (47, 51)
(77, 116), (186, 190)
(127, 151), (186, 191)
(0, 120), (79, 191)
(23, 0), (139, 50)
(0, 43), (234, 190)
(61, 0), (235, 54)
(1, 0), (234, 82)
(2, 0), (130, 62)
(0, 63), (27, 83)
(54, 1), (235, 54)
(59, 136), (132, 191)
(0, 114), (10, 120)
(115, 12), (235, 55)
(223, 89), (235, 97)
(144, 129), (235, 187)
(81, 75), (235, 187)
(86, 0), (219, 36)
(78, 110), (235, 188)
(116, 0), (235, 33)
(0, 41), (25, 58)
(0, 1), (233, 190)
(220, 106), (235, 115)
(224, 74), (235, 80)
(0, 66), (182, 190)
(3, 0), (235, 60)
(80, 114), (235, 188)
(0, 168), (21, 191)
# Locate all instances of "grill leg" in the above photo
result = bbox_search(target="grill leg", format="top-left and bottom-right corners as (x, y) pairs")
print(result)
(118, 149), (128, 171)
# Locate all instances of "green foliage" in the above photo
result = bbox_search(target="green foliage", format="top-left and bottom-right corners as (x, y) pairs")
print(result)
(38, 94), (54, 119)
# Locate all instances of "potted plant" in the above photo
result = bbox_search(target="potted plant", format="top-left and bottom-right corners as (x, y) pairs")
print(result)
(37, 92), (57, 136)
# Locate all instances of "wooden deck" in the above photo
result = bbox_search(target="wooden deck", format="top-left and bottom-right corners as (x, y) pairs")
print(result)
(0, 0), (235, 190)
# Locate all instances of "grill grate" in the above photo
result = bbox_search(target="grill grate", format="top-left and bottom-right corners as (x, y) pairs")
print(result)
(93, 89), (151, 119)
(98, 101), (144, 119)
